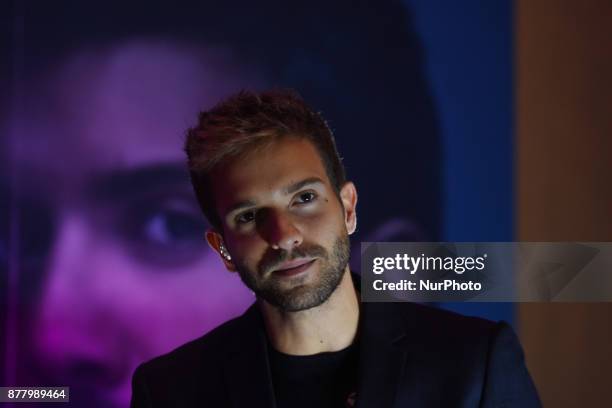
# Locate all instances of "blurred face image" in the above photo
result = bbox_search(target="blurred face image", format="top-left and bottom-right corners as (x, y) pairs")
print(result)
(3, 41), (261, 407)
(209, 137), (355, 312)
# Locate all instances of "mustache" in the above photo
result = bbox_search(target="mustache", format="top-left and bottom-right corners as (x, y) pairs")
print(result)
(258, 243), (327, 275)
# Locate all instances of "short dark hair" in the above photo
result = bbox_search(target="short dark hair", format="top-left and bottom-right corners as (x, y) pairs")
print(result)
(184, 89), (347, 229)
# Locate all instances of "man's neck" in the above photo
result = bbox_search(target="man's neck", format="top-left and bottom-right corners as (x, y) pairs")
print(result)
(260, 269), (360, 356)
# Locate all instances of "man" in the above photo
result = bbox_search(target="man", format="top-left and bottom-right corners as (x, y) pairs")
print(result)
(130, 90), (541, 407)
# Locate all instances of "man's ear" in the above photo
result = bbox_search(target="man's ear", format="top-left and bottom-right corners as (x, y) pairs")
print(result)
(205, 229), (237, 272)
(339, 181), (358, 235)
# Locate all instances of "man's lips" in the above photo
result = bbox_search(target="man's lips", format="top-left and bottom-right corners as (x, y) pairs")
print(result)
(272, 258), (317, 277)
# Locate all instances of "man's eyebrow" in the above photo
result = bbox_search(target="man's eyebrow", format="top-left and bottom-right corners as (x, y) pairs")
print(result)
(225, 177), (325, 216)
(226, 199), (258, 215)
(87, 163), (191, 200)
(283, 177), (325, 195)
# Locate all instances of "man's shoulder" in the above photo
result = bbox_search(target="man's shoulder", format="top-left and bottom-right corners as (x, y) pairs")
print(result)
(362, 303), (540, 406)
(366, 301), (503, 352)
(130, 306), (264, 406)
(365, 302), (514, 384)
(134, 307), (251, 381)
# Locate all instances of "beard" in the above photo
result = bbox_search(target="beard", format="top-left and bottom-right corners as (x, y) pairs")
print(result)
(234, 232), (350, 312)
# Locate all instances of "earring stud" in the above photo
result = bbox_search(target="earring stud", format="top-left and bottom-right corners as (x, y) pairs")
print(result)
(219, 244), (232, 261)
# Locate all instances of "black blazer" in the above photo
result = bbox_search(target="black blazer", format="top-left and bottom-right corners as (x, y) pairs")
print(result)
(131, 300), (541, 408)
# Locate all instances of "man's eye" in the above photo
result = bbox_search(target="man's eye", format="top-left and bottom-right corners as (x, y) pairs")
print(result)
(119, 199), (209, 266)
(295, 191), (317, 204)
(236, 211), (256, 224)
(128, 209), (205, 248)
(140, 210), (203, 245)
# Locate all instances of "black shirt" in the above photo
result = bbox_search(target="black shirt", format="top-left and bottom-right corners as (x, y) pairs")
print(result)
(268, 341), (359, 408)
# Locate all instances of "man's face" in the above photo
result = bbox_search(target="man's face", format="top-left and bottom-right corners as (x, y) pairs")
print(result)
(208, 137), (356, 311)
(2, 43), (261, 408)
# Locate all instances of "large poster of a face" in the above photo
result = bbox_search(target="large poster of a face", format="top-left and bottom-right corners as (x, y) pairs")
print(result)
(1, 1), (441, 406)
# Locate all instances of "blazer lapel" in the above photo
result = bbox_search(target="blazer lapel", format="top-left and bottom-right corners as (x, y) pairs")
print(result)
(357, 302), (466, 408)
(222, 304), (276, 408)
(356, 303), (408, 408)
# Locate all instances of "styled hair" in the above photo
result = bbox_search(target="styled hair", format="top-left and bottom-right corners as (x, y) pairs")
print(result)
(184, 89), (346, 229)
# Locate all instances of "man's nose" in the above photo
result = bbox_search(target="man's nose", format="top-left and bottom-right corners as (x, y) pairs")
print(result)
(259, 209), (303, 251)
(33, 213), (127, 386)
